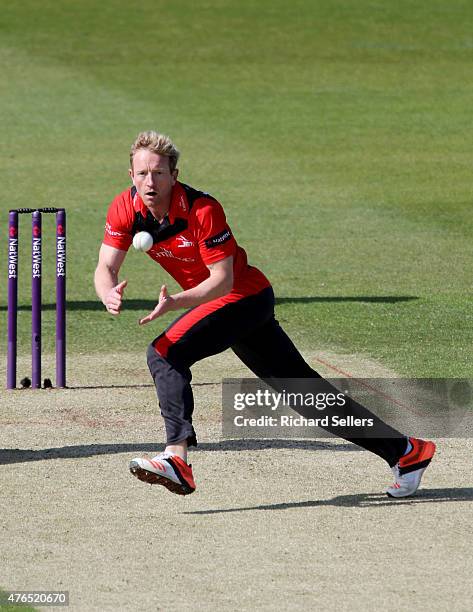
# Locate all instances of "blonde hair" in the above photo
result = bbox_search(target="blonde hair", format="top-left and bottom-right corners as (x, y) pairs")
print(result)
(130, 131), (180, 172)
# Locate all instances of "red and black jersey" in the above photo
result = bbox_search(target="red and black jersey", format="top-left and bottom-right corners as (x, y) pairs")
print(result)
(103, 181), (270, 298)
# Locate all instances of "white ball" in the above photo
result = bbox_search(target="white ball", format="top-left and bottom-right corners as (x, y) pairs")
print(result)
(133, 231), (154, 252)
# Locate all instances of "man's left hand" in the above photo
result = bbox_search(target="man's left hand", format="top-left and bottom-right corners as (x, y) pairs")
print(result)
(139, 285), (175, 325)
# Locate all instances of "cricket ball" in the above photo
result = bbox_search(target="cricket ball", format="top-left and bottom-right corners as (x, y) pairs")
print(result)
(133, 231), (154, 252)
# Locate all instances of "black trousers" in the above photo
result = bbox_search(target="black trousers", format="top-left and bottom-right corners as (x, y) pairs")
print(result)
(147, 286), (407, 466)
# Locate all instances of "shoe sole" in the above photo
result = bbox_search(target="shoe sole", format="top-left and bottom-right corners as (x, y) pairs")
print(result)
(386, 459), (431, 499)
(386, 466), (428, 498)
(129, 461), (195, 496)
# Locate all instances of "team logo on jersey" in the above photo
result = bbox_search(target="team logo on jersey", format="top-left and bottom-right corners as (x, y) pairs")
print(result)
(176, 234), (194, 248)
(154, 246), (194, 263)
(154, 246), (173, 258)
(205, 228), (231, 249)
(105, 222), (125, 237)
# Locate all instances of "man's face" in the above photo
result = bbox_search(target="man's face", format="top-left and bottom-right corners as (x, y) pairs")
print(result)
(129, 149), (178, 212)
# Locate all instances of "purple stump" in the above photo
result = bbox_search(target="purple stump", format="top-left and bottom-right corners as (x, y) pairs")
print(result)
(7, 211), (19, 389)
(31, 210), (42, 389)
(56, 209), (66, 388)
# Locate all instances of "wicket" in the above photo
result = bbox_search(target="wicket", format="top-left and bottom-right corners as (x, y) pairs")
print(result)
(7, 208), (66, 389)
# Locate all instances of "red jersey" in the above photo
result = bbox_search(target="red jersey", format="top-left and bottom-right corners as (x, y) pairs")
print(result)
(103, 181), (270, 298)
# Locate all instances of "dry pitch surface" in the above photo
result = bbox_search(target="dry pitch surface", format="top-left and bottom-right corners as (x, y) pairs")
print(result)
(0, 351), (472, 611)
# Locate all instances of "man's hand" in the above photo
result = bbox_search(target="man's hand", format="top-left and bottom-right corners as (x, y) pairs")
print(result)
(104, 280), (128, 315)
(139, 285), (175, 325)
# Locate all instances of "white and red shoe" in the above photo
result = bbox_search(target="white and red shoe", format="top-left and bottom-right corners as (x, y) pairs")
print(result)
(386, 437), (436, 498)
(129, 452), (196, 496)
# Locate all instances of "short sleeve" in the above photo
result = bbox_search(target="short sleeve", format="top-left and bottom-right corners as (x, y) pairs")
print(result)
(191, 198), (236, 265)
(103, 193), (134, 251)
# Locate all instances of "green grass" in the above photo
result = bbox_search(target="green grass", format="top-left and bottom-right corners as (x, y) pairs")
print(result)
(1, 0), (472, 376)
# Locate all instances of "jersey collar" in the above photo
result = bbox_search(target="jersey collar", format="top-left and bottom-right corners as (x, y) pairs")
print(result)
(168, 182), (189, 224)
(132, 182), (188, 225)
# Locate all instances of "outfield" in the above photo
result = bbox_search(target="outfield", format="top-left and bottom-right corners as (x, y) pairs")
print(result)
(1, 0), (473, 375)
(1, 1), (473, 610)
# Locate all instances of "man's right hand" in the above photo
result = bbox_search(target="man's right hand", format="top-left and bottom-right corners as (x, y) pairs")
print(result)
(104, 280), (128, 315)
